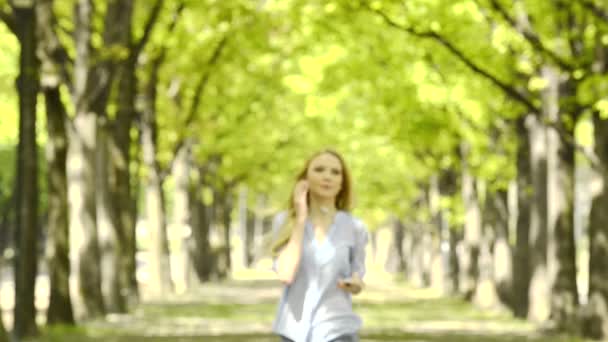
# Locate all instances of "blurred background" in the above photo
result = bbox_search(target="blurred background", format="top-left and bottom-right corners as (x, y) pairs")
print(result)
(1, 0), (608, 341)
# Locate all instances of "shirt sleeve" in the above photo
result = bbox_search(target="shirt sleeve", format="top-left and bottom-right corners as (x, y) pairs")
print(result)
(352, 218), (369, 279)
(271, 211), (288, 272)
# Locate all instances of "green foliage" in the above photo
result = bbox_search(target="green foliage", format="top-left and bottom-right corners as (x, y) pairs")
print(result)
(6, 0), (608, 233)
(0, 25), (18, 145)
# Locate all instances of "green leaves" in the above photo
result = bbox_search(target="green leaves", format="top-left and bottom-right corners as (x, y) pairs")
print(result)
(2, 0), (605, 231)
(0, 25), (18, 145)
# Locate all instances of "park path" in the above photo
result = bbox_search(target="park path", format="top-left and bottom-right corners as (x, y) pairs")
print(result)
(61, 268), (579, 342)
(1, 265), (585, 341)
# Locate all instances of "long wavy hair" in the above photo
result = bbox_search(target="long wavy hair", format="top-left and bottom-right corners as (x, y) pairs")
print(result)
(270, 149), (352, 256)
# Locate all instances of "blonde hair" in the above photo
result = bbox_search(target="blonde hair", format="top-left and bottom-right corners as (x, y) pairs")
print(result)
(270, 149), (352, 256)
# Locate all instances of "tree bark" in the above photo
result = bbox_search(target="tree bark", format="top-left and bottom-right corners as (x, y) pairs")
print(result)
(67, 0), (106, 320)
(238, 186), (253, 268)
(188, 165), (212, 282)
(583, 111), (608, 339)
(439, 168), (458, 295)
(37, 0), (75, 325)
(491, 189), (514, 309)
(13, 1), (40, 337)
(513, 115), (532, 318)
(141, 60), (173, 296)
(252, 193), (268, 263)
(385, 217), (405, 274)
(94, 0), (135, 314)
(544, 67), (578, 331)
(172, 141), (192, 292)
(114, 42), (138, 308)
(408, 222), (429, 288)
(219, 188), (234, 273)
(475, 187), (509, 309)
(0, 314), (6, 342)
(459, 142), (481, 299)
(430, 173), (454, 294)
(42, 85), (74, 324)
(96, 123), (124, 312)
(526, 112), (550, 323)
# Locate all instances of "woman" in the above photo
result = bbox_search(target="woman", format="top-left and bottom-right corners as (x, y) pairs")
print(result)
(270, 149), (369, 342)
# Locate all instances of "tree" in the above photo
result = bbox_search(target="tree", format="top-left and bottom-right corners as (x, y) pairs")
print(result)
(36, 0), (74, 325)
(11, 0), (40, 337)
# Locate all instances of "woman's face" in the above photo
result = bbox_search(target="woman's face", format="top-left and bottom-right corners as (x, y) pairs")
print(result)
(305, 153), (343, 201)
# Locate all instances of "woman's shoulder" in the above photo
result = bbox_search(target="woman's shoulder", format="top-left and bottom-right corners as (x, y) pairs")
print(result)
(337, 211), (367, 233)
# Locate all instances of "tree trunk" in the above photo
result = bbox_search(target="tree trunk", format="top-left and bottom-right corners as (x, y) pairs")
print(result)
(141, 62), (173, 296)
(459, 142), (481, 299)
(67, 0), (106, 320)
(439, 168), (458, 295)
(583, 111), (608, 339)
(97, 0), (135, 313)
(475, 188), (509, 309)
(114, 48), (138, 307)
(96, 123), (124, 313)
(408, 223), (428, 288)
(545, 68), (578, 331)
(491, 189), (514, 309)
(220, 189), (233, 273)
(385, 218), (405, 274)
(37, 0), (75, 325)
(238, 186), (252, 268)
(42, 85), (74, 324)
(252, 193), (268, 263)
(187, 165), (212, 282)
(13, 2), (40, 337)
(208, 185), (227, 279)
(513, 114), (532, 318)
(449, 227), (461, 295)
(67, 114), (105, 319)
(473, 223), (500, 309)
(401, 222), (412, 277)
(172, 141), (192, 293)
(0, 314), (6, 342)
(526, 112), (550, 323)
(428, 174), (450, 294)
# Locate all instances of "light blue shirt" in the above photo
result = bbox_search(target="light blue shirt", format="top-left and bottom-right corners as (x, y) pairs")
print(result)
(271, 210), (369, 342)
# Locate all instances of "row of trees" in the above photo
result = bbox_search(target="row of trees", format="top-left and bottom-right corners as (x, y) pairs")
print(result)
(311, 0), (608, 338)
(0, 0), (304, 339)
(1, 0), (608, 341)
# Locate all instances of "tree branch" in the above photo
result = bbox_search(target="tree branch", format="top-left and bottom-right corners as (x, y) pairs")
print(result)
(545, 120), (605, 174)
(161, 35), (229, 177)
(577, 0), (608, 22)
(0, 7), (15, 34)
(366, 5), (540, 114)
(486, 0), (574, 71)
(133, 0), (165, 58)
(37, 0), (76, 94)
(184, 36), (229, 127)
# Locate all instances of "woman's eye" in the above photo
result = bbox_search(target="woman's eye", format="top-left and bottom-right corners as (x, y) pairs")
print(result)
(331, 170), (341, 175)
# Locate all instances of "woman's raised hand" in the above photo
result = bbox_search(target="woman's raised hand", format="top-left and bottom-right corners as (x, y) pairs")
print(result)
(293, 180), (309, 223)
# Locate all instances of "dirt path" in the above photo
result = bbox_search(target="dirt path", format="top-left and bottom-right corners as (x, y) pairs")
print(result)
(31, 269), (586, 342)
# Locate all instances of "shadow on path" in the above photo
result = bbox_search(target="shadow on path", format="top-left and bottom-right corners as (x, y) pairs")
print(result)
(32, 275), (586, 342)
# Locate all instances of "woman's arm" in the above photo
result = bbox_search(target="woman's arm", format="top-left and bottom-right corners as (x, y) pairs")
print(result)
(275, 218), (306, 284)
(338, 218), (369, 295)
(275, 180), (309, 285)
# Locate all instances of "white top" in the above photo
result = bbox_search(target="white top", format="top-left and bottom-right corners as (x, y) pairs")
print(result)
(271, 211), (369, 342)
